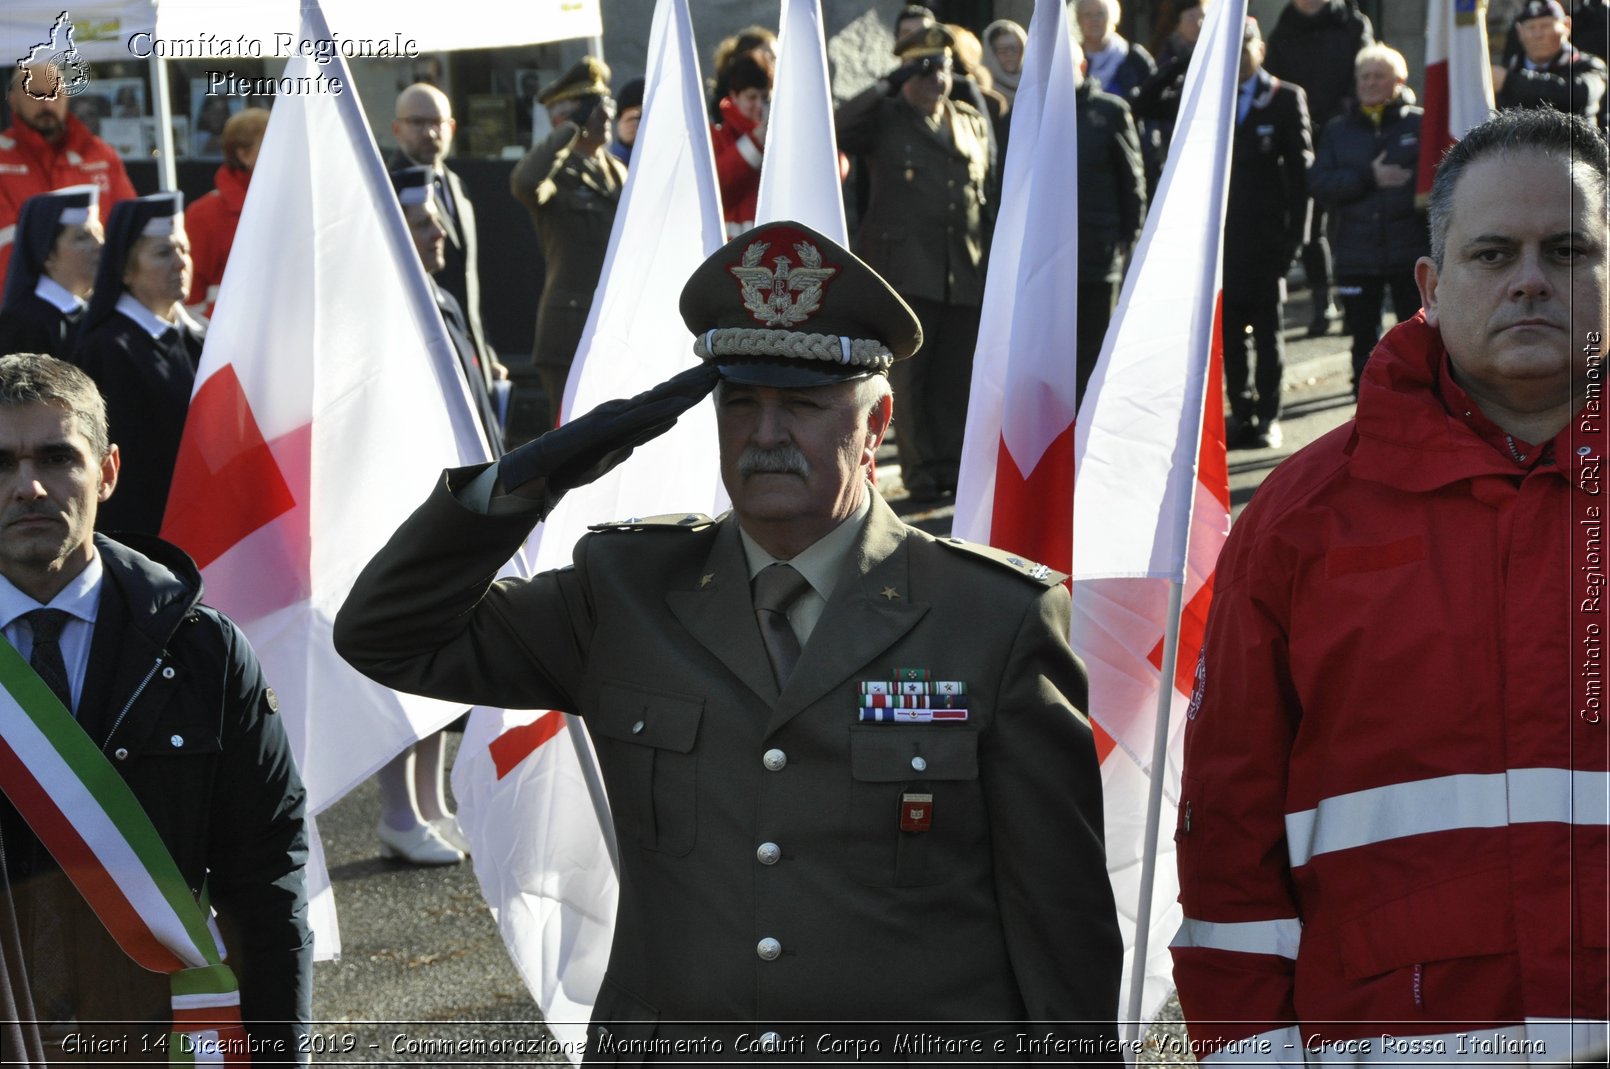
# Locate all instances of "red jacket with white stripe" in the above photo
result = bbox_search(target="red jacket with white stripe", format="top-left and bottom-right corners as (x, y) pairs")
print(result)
(711, 95), (763, 234)
(0, 115), (135, 282)
(1172, 314), (1608, 1063)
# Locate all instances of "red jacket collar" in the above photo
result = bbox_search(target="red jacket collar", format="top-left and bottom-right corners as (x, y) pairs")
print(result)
(1351, 314), (1569, 491)
(4, 113), (99, 161)
(211, 163), (251, 211)
(717, 95), (759, 135)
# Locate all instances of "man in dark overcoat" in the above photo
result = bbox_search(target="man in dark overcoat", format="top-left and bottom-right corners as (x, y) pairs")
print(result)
(1223, 16), (1313, 449)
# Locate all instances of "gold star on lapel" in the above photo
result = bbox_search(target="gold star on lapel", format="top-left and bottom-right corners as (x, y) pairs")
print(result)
(699, 573), (716, 589)
(880, 586), (901, 601)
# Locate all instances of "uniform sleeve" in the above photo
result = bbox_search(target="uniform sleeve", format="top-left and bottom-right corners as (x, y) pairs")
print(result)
(984, 584), (1123, 1065)
(509, 124), (581, 213)
(1170, 505), (1305, 1066)
(833, 85), (887, 156)
(1307, 118), (1369, 206)
(332, 467), (592, 714)
(206, 618), (311, 1066)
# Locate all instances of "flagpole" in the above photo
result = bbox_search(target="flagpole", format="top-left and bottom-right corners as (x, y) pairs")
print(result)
(563, 713), (620, 874)
(1124, 578), (1185, 1042)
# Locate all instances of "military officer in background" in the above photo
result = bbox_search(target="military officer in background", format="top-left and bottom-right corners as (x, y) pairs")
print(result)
(510, 57), (628, 432)
(835, 25), (993, 503)
(334, 220), (1121, 1062)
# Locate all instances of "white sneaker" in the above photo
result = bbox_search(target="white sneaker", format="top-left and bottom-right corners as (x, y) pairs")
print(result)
(376, 821), (464, 865)
(431, 815), (472, 856)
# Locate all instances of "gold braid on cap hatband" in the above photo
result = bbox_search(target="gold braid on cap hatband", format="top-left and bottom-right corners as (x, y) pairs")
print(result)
(693, 327), (893, 370)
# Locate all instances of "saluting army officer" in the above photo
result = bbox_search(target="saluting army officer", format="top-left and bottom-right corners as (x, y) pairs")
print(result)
(334, 220), (1120, 1063)
(834, 25), (993, 503)
(510, 57), (627, 432)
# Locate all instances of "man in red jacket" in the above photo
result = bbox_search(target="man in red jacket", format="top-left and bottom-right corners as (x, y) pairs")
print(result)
(1173, 107), (1608, 1062)
(0, 64), (136, 282)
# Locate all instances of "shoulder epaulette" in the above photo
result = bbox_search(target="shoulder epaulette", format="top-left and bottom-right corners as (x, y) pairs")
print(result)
(588, 512), (716, 533)
(934, 536), (1067, 586)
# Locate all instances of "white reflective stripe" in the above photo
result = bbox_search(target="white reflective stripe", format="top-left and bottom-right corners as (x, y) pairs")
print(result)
(736, 133), (763, 170)
(1287, 769), (1610, 868)
(0, 224), (14, 249)
(1308, 1022), (1608, 1064)
(1199, 1025), (1304, 1067)
(1172, 916), (1302, 959)
(1508, 768), (1610, 824)
(1524, 1018), (1608, 1060)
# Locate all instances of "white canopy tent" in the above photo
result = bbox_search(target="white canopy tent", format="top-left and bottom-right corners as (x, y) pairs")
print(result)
(2, 0), (602, 186)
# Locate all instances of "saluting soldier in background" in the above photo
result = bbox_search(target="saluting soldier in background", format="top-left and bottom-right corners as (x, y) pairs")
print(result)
(835, 25), (993, 503)
(510, 58), (628, 432)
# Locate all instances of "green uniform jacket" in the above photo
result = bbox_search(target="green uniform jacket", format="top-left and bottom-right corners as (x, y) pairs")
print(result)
(509, 124), (627, 369)
(334, 474), (1121, 1063)
(835, 89), (992, 308)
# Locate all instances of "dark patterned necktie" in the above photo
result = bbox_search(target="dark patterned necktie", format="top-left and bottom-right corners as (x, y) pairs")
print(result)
(24, 610), (72, 714)
(753, 564), (811, 688)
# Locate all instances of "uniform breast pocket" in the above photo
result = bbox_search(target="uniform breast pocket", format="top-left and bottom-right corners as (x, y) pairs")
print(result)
(594, 681), (704, 857)
(847, 726), (985, 887)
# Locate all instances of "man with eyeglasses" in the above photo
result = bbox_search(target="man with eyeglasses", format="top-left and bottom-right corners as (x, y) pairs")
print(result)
(391, 82), (496, 376)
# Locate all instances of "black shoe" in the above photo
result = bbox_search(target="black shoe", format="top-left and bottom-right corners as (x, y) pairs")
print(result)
(1252, 419), (1283, 450)
(1227, 416), (1261, 450)
(1306, 307), (1339, 338)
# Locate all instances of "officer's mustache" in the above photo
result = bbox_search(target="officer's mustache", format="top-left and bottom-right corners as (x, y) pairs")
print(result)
(738, 446), (810, 477)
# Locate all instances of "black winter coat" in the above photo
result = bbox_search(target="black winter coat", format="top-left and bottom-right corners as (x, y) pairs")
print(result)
(1308, 97), (1429, 277)
(0, 294), (80, 362)
(1496, 44), (1608, 125)
(0, 534), (310, 1063)
(73, 311), (201, 536)
(1076, 81), (1146, 284)
(1262, 0), (1375, 130)
(1225, 72), (1313, 292)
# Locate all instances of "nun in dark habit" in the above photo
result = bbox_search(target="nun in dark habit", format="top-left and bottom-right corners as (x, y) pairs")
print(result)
(73, 192), (204, 536)
(0, 185), (103, 359)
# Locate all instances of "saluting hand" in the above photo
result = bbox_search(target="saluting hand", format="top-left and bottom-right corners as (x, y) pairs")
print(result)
(497, 363), (722, 505)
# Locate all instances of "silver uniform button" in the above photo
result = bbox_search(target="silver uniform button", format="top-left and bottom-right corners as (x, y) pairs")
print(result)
(161, 666), (176, 680)
(113, 747), (129, 761)
(756, 842), (781, 865)
(631, 720), (645, 735)
(756, 937), (782, 961)
(170, 734), (184, 748)
(911, 755), (927, 772)
(762, 748), (787, 771)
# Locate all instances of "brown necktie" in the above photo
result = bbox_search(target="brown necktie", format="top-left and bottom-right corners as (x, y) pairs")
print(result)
(24, 609), (73, 714)
(753, 564), (811, 688)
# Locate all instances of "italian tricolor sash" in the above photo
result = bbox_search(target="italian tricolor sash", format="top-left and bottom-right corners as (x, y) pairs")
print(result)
(0, 638), (249, 1065)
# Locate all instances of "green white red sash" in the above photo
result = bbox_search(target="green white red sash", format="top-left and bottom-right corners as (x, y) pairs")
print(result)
(0, 637), (249, 1065)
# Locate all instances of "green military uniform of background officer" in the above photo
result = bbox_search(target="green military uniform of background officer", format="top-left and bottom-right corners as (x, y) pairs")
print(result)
(510, 57), (628, 430)
(835, 24), (993, 502)
(336, 221), (1120, 1062)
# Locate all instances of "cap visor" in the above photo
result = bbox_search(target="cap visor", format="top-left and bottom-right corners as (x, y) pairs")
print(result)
(716, 358), (877, 388)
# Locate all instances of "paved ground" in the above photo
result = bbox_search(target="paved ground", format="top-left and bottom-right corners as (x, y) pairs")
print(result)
(308, 294), (1378, 1064)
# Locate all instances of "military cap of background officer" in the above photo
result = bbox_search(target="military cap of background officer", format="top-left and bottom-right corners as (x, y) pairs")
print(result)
(680, 220), (922, 388)
(894, 23), (957, 60)
(537, 56), (612, 107)
(1514, 0), (1567, 24)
